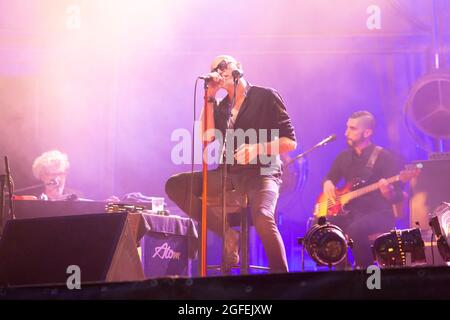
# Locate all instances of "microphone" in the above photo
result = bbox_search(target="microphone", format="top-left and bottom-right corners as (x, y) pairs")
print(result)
(232, 69), (243, 80)
(284, 134), (336, 167)
(198, 72), (222, 82)
(46, 179), (58, 186)
(198, 70), (243, 81)
(316, 134), (336, 147)
(198, 75), (213, 81)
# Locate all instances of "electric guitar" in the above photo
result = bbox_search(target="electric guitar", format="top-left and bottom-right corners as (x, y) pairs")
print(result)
(313, 163), (422, 218)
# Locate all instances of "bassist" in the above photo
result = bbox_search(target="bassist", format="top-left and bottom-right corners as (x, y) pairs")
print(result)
(322, 111), (405, 269)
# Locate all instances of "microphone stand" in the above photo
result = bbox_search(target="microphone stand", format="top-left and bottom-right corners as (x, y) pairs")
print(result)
(4, 157), (15, 221)
(1, 156), (15, 236)
(0, 174), (5, 235)
(220, 76), (239, 274)
(200, 79), (210, 277)
(284, 136), (335, 167)
(13, 182), (48, 193)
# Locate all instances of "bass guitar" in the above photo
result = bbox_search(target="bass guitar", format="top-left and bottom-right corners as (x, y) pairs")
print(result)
(313, 163), (422, 218)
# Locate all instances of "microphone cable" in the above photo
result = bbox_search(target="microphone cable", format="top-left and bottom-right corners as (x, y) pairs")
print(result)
(4, 156), (15, 220)
(189, 78), (200, 217)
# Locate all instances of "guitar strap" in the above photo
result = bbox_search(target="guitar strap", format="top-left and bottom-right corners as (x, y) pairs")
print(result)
(366, 146), (383, 170)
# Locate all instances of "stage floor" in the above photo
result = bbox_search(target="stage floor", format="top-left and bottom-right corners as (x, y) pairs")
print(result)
(1, 265), (449, 300)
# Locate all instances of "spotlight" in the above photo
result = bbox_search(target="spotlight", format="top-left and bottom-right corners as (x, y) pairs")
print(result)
(302, 218), (349, 267)
(429, 202), (450, 262)
(372, 228), (426, 268)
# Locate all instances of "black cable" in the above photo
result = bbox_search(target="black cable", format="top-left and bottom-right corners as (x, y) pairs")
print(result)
(0, 174), (5, 236)
(430, 231), (435, 266)
(188, 78), (200, 218)
(4, 157), (15, 220)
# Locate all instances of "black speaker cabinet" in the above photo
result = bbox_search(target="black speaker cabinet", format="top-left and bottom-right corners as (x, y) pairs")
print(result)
(410, 159), (450, 232)
(0, 213), (144, 287)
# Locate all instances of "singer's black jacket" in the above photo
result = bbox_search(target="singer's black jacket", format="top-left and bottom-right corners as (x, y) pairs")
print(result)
(213, 85), (296, 173)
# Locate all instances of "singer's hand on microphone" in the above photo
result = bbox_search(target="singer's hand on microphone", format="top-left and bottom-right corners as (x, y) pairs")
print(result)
(209, 71), (223, 82)
(204, 71), (223, 94)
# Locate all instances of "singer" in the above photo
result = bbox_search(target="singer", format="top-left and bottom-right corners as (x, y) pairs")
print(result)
(320, 110), (405, 269)
(165, 55), (297, 273)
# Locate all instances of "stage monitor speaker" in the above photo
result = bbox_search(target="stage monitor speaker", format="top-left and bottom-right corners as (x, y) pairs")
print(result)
(0, 212), (144, 287)
(410, 159), (450, 232)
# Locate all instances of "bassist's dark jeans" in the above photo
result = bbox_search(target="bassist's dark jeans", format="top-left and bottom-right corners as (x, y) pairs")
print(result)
(164, 166), (288, 273)
(328, 211), (395, 269)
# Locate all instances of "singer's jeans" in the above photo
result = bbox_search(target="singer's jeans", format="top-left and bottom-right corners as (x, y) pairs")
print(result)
(164, 166), (288, 273)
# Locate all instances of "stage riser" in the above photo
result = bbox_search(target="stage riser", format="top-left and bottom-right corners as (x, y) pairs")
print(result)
(1, 266), (449, 300)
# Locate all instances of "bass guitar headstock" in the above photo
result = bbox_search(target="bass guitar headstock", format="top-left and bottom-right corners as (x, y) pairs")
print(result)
(399, 163), (423, 183)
